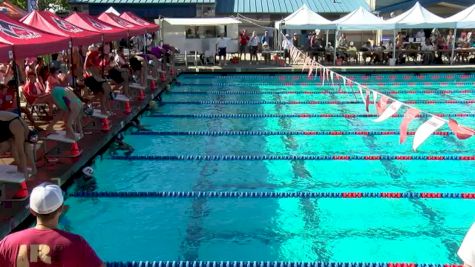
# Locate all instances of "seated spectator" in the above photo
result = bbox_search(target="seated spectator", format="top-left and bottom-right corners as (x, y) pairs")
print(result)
(261, 42), (271, 64)
(372, 41), (385, 64)
(0, 110), (38, 178)
(346, 41), (358, 63)
(421, 39), (435, 64)
(360, 41), (373, 64)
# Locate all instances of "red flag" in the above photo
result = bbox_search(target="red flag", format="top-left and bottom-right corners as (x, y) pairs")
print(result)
(448, 119), (475, 140)
(400, 108), (421, 144)
(376, 95), (389, 115)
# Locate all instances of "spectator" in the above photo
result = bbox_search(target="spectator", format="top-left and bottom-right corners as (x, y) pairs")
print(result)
(361, 41), (373, 64)
(0, 183), (104, 266)
(282, 34), (293, 65)
(216, 34), (227, 66)
(458, 222), (475, 267)
(22, 71), (54, 117)
(338, 33), (348, 49)
(447, 30), (455, 48)
(261, 31), (271, 49)
(421, 38), (435, 64)
(249, 31), (259, 63)
(325, 42), (334, 63)
(292, 33), (299, 48)
(239, 29), (249, 60)
(261, 42), (271, 64)
(84, 44), (112, 115)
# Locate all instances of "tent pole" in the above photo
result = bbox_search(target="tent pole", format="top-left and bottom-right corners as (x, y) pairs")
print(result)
(450, 28), (457, 65)
(392, 29), (396, 63)
(12, 54), (21, 117)
(333, 30), (338, 65)
(69, 43), (76, 88)
(326, 30), (329, 46)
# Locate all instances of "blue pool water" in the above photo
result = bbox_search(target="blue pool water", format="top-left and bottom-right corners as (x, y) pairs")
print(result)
(62, 73), (475, 263)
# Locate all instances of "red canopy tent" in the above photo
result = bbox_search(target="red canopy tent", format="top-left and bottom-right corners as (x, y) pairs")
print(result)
(120, 12), (159, 33)
(97, 12), (147, 36)
(0, 13), (68, 59)
(21, 11), (102, 46)
(0, 43), (12, 62)
(66, 12), (128, 42)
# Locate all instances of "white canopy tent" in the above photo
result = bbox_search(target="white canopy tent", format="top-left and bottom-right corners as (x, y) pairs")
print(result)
(275, 4), (334, 30)
(105, 6), (120, 16)
(331, 7), (393, 63)
(386, 2), (456, 63)
(334, 7), (394, 31)
(386, 2), (454, 29)
(446, 4), (475, 29)
(163, 17), (241, 26)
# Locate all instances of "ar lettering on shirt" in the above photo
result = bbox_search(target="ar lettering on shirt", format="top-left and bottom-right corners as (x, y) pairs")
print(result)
(16, 244), (52, 266)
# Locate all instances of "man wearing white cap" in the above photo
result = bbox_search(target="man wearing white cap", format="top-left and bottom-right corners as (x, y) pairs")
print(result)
(458, 222), (475, 267)
(0, 183), (104, 266)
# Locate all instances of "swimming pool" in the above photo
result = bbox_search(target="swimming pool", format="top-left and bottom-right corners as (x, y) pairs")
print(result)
(62, 72), (475, 263)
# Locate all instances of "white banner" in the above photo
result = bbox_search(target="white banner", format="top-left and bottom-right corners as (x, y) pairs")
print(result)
(373, 101), (402, 122)
(413, 116), (446, 151)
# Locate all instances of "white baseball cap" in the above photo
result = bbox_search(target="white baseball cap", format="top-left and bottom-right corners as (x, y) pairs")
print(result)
(29, 183), (64, 215)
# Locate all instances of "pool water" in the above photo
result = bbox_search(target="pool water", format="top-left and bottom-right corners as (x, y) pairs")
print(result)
(62, 73), (475, 263)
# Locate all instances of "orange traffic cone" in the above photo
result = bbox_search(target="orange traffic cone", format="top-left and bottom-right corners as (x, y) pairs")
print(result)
(101, 118), (111, 132)
(70, 142), (81, 157)
(13, 180), (28, 199)
(124, 100), (132, 114)
(170, 67), (176, 77)
(160, 72), (167, 82)
(150, 80), (156, 92)
(137, 89), (145, 101)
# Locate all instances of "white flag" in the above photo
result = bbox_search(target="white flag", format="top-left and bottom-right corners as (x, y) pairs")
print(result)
(373, 101), (402, 122)
(413, 116), (446, 151)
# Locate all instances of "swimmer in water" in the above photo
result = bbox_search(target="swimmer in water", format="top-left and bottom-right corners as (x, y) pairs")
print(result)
(110, 133), (134, 156)
(75, 166), (97, 192)
(130, 118), (151, 132)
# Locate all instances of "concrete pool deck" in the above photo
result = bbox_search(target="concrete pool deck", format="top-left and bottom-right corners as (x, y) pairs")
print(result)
(1, 63), (474, 239)
(0, 83), (168, 238)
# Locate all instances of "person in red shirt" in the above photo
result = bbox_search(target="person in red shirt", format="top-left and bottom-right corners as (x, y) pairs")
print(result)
(84, 44), (112, 115)
(239, 29), (249, 60)
(22, 71), (55, 117)
(0, 183), (104, 267)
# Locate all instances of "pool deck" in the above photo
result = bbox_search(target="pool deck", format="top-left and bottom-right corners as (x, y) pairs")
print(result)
(1, 63), (474, 239)
(0, 81), (169, 238)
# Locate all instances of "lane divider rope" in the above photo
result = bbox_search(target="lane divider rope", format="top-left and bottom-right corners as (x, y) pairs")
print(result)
(110, 155), (475, 161)
(169, 89), (475, 95)
(105, 262), (465, 267)
(71, 191), (475, 199)
(148, 113), (475, 119)
(176, 81), (475, 87)
(160, 100), (475, 105)
(131, 131), (453, 136)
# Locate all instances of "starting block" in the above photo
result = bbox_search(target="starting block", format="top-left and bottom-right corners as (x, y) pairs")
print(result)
(129, 82), (146, 90)
(44, 131), (82, 159)
(0, 165), (28, 201)
(113, 94), (132, 114)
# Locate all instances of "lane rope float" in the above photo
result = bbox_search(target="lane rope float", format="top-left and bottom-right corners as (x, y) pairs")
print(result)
(131, 131), (453, 136)
(71, 191), (475, 199)
(148, 113), (475, 119)
(104, 262), (465, 267)
(110, 155), (475, 161)
(169, 89), (475, 95)
(159, 100), (475, 105)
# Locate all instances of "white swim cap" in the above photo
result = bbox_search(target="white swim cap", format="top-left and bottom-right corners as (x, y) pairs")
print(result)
(82, 166), (94, 177)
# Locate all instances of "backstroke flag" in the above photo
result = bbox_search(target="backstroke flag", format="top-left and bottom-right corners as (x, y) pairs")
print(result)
(413, 116), (445, 151)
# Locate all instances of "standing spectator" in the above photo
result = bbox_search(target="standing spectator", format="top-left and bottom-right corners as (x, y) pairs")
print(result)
(447, 30), (455, 48)
(281, 34), (293, 65)
(0, 183), (104, 266)
(292, 33), (299, 48)
(261, 31), (271, 49)
(239, 29), (249, 60)
(249, 31), (259, 64)
(216, 34), (227, 66)
(261, 42), (271, 64)
(458, 222), (475, 267)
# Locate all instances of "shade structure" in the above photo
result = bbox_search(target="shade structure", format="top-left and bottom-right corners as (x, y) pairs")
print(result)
(446, 4), (475, 29)
(334, 6), (393, 31)
(120, 11), (159, 33)
(0, 0), (27, 20)
(105, 6), (120, 16)
(21, 11), (102, 46)
(163, 17), (241, 26)
(66, 12), (128, 42)
(386, 2), (455, 29)
(0, 43), (12, 62)
(98, 12), (147, 36)
(0, 13), (68, 59)
(277, 4), (334, 30)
